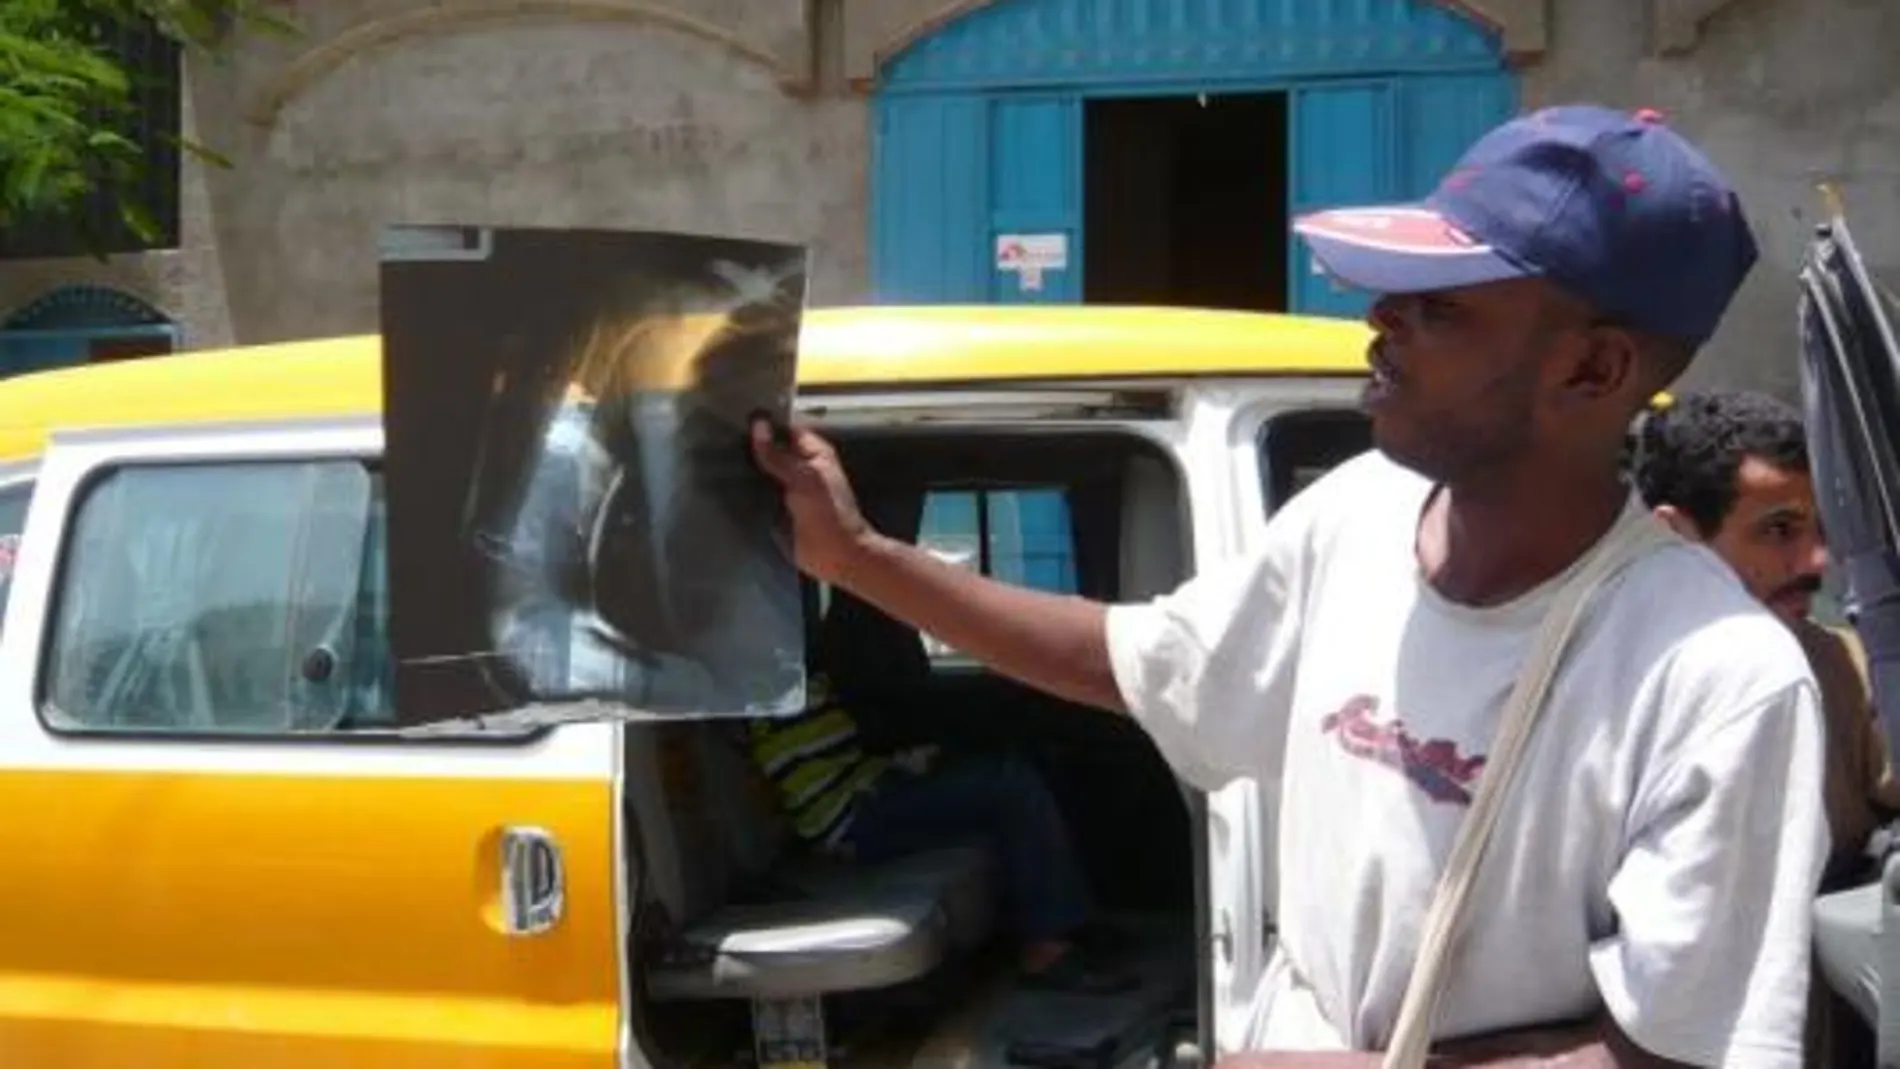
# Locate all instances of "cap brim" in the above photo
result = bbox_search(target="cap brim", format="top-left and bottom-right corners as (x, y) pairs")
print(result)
(1292, 205), (1534, 295)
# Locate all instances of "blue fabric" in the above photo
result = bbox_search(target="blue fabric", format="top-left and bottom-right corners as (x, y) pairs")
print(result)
(842, 752), (1092, 944)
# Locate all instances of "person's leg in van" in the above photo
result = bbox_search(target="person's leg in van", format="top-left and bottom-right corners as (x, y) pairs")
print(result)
(839, 751), (1131, 992)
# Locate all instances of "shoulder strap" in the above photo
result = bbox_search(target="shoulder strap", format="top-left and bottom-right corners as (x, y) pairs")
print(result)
(1381, 507), (1676, 1069)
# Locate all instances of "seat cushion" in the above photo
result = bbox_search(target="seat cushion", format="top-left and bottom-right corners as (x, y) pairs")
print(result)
(778, 846), (997, 952)
(647, 888), (949, 1001)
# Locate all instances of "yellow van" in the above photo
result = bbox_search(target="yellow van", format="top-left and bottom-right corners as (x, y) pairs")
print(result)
(0, 304), (1374, 1069)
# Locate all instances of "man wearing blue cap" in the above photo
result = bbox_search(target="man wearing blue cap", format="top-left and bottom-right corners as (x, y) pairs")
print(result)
(751, 105), (1826, 1066)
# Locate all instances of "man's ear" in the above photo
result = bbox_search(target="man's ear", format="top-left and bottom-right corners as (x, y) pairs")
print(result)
(1549, 327), (1640, 414)
(1652, 503), (1702, 541)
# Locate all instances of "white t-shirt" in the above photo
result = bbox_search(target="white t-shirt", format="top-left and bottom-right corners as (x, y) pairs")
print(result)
(1106, 451), (1828, 1067)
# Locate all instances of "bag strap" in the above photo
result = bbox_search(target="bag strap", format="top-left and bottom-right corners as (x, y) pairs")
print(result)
(1380, 506), (1676, 1069)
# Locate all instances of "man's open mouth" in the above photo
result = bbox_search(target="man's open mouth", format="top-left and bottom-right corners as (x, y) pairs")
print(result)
(1367, 343), (1400, 393)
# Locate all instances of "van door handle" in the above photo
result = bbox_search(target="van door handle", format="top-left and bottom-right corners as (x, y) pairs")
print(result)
(500, 826), (565, 937)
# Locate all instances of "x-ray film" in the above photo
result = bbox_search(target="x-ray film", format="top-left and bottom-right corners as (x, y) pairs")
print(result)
(379, 225), (809, 728)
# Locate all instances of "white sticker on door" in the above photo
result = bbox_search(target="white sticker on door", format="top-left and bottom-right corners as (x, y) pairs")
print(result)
(996, 233), (1068, 293)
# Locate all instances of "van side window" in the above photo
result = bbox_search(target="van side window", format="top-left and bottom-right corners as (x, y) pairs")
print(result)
(1257, 409), (1372, 513)
(347, 474), (396, 726)
(921, 488), (1079, 591)
(0, 480), (32, 634)
(917, 487), (1077, 659)
(41, 459), (391, 735)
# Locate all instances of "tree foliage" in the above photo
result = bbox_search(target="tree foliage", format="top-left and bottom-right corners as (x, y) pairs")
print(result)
(0, 0), (292, 253)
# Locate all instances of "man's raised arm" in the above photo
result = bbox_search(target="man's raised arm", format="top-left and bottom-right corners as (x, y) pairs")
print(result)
(749, 420), (1123, 712)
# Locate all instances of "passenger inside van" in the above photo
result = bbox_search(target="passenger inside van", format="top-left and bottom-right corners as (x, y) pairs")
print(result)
(743, 582), (1137, 994)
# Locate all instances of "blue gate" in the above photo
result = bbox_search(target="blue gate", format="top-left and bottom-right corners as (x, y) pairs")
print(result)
(0, 285), (179, 376)
(870, 0), (1518, 317)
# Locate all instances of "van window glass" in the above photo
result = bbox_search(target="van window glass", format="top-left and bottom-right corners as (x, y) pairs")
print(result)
(347, 474), (397, 727)
(1257, 409), (1372, 514)
(0, 480), (32, 634)
(44, 460), (383, 734)
(917, 487), (1077, 659)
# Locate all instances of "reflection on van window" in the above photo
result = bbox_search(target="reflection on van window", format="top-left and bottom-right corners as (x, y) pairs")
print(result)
(43, 461), (387, 735)
(918, 488), (1077, 660)
(0, 481), (31, 634)
(1257, 410), (1373, 514)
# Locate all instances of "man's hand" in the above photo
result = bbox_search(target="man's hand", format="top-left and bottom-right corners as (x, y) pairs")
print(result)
(749, 418), (877, 584)
(745, 417), (1121, 712)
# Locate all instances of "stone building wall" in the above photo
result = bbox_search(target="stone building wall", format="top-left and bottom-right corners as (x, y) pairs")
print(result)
(1, 0), (1894, 398)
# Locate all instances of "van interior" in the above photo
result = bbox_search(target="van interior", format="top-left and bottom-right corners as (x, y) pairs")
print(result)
(618, 423), (1203, 1069)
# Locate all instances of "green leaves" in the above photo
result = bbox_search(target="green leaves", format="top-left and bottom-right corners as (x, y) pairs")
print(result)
(0, 0), (296, 259)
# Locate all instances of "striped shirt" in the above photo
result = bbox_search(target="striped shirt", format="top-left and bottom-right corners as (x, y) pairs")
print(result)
(746, 673), (890, 849)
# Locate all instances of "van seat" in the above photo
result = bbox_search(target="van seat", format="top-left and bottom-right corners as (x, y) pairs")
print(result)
(637, 724), (998, 1003)
(647, 852), (978, 1000)
(778, 846), (996, 955)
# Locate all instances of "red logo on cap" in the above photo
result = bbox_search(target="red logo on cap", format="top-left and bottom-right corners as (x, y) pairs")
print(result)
(1296, 207), (1492, 256)
(1443, 223), (1480, 247)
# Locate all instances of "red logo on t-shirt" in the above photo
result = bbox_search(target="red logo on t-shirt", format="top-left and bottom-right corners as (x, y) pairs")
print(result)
(1320, 695), (1487, 806)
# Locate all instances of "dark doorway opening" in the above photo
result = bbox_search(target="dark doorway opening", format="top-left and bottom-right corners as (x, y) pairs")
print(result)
(1083, 93), (1288, 312)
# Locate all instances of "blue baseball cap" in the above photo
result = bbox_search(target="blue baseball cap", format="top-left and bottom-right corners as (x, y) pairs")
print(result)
(1292, 104), (1759, 347)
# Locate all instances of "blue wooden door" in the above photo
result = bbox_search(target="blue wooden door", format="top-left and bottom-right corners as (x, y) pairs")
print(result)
(0, 285), (182, 377)
(871, 0), (1516, 309)
(1288, 82), (1397, 320)
(0, 332), (86, 376)
(872, 93), (1083, 304)
(1287, 73), (1516, 318)
(872, 95), (988, 302)
(987, 95), (1082, 304)
(1397, 73), (1520, 199)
